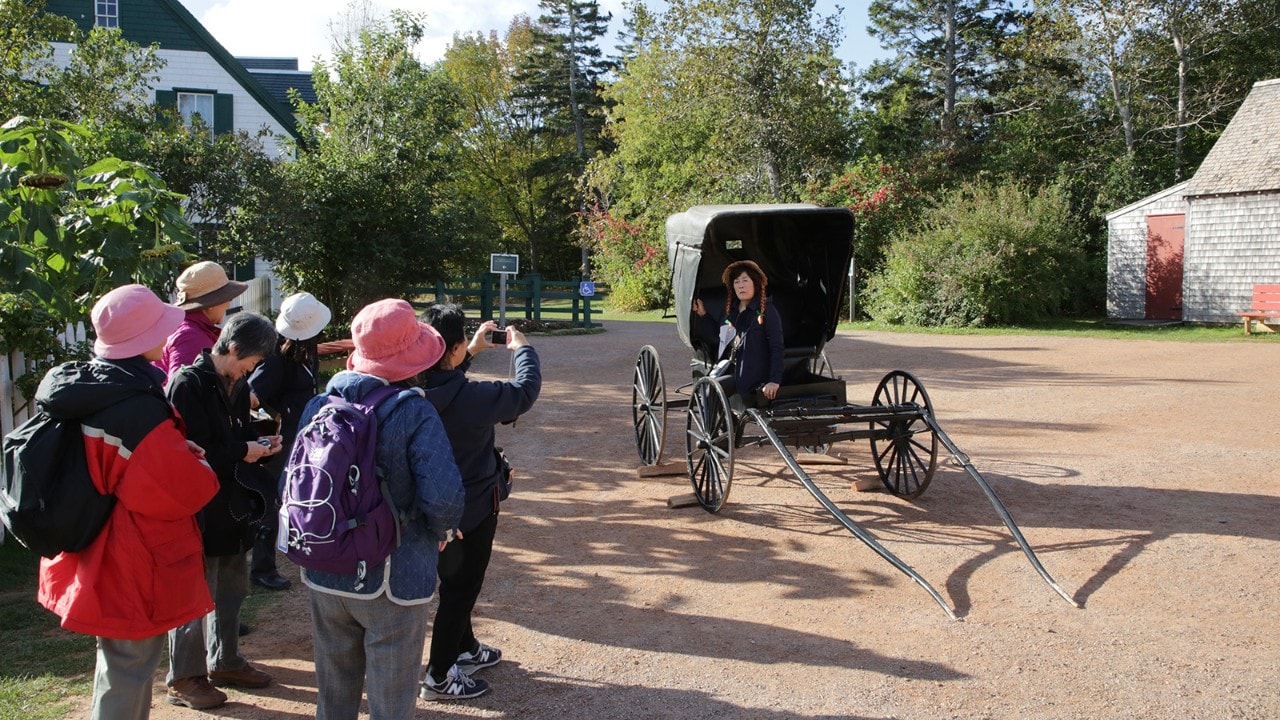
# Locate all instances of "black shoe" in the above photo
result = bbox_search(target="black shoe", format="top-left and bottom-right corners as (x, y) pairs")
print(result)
(251, 572), (292, 591)
(238, 622), (251, 636)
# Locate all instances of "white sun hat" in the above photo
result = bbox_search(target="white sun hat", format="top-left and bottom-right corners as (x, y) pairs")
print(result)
(275, 292), (332, 341)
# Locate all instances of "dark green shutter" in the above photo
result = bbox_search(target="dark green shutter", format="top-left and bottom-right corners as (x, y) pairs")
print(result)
(214, 93), (233, 135)
(155, 89), (176, 123)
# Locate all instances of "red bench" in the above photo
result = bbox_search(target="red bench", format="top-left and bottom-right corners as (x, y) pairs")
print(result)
(316, 338), (354, 372)
(1239, 284), (1280, 334)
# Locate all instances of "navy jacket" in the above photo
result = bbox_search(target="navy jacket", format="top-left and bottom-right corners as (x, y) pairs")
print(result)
(695, 297), (784, 394)
(420, 345), (541, 533)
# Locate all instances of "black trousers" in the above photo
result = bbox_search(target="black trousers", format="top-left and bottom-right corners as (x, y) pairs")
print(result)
(428, 511), (499, 678)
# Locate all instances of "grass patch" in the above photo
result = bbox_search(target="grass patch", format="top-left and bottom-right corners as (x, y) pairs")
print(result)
(0, 539), (293, 719)
(835, 318), (1277, 341)
(0, 542), (94, 720)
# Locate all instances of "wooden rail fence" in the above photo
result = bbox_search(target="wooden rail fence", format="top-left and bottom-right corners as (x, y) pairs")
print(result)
(407, 275), (606, 327)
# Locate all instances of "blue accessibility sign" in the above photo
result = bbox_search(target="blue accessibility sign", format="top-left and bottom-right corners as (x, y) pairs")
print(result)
(579, 282), (596, 297)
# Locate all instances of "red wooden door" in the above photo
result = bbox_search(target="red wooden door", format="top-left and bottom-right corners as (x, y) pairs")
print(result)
(1145, 213), (1184, 320)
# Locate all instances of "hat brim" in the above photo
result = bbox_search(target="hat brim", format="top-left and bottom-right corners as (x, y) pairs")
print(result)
(348, 323), (446, 382)
(277, 304), (332, 341)
(178, 280), (249, 310)
(94, 303), (185, 360)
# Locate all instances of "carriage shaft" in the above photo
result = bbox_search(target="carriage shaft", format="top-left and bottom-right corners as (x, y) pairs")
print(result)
(744, 409), (959, 621)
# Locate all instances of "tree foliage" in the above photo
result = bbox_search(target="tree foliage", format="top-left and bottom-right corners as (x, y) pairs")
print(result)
(0, 116), (193, 323)
(231, 11), (472, 321)
(585, 0), (851, 308)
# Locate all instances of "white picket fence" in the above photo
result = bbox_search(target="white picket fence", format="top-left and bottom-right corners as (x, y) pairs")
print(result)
(0, 322), (88, 436)
(0, 276), (274, 437)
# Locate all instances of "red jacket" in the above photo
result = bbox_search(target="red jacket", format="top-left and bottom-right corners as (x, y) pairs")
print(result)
(35, 358), (218, 640)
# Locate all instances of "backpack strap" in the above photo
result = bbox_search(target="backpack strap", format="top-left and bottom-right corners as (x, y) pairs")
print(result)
(357, 383), (422, 547)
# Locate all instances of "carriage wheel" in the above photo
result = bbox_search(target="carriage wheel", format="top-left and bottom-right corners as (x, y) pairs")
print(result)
(685, 376), (735, 512)
(869, 370), (939, 498)
(632, 345), (667, 466)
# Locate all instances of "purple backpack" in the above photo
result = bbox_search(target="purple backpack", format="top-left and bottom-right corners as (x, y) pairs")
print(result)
(278, 385), (403, 588)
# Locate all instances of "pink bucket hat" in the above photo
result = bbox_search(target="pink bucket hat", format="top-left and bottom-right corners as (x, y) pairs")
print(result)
(347, 299), (446, 382)
(92, 284), (185, 360)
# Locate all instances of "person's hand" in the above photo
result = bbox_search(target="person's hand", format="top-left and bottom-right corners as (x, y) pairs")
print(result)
(244, 435), (282, 462)
(186, 440), (206, 459)
(693, 298), (706, 317)
(249, 391), (260, 410)
(438, 528), (464, 551)
(761, 382), (780, 400)
(506, 327), (528, 349)
(469, 320), (500, 354)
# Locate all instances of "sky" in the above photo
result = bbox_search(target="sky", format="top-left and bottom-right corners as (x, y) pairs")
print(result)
(176, 0), (886, 72)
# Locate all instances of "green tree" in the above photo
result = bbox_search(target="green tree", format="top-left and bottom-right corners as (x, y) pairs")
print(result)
(859, 0), (1025, 175)
(585, 0), (851, 307)
(231, 10), (471, 320)
(442, 25), (581, 277)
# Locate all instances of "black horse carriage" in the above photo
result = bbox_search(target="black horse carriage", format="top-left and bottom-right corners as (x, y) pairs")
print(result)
(630, 204), (1077, 619)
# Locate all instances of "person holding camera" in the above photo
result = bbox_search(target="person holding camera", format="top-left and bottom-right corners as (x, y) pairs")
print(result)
(418, 304), (542, 700)
(164, 312), (282, 710)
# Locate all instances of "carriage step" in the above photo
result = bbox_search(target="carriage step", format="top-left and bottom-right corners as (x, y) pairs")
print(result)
(666, 493), (701, 509)
(636, 462), (686, 478)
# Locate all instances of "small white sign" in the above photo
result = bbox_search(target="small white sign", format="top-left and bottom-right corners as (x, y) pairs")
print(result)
(490, 253), (519, 274)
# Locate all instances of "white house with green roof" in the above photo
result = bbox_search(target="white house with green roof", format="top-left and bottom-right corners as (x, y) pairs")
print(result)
(45, 0), (302, 157)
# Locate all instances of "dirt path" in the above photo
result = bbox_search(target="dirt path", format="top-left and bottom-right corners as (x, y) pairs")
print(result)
(107, 323), (1280, 719)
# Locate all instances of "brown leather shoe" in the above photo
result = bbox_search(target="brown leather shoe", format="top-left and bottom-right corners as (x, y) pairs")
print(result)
(209, 662), (272, 689)
(167, 676), (228, 709)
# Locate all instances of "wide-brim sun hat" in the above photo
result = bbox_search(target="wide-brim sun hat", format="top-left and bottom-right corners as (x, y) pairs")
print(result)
(276, 292), (332, 341)
(175, 260), (248, 311)
(721, 259), (768, 289)
(347, 299), (446, 382)
(92, 284), (186, 359)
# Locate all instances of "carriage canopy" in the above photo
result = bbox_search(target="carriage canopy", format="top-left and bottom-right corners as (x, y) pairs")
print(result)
(666, 204), (855, 353)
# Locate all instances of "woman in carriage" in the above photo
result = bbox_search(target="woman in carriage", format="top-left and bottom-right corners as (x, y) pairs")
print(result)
(692, 259), (783, 404)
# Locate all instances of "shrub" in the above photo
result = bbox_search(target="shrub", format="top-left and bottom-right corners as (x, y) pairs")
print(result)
(863, 181), (1087, 326)
(578, 201), (667, 311)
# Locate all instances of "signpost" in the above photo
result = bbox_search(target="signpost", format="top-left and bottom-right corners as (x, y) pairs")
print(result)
(848, 258), (856, 323)
(490, 253), (519, 327)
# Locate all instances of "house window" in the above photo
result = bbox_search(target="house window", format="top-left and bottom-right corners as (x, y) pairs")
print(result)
(177, 92), (215, 127)
(95, 0), (119, 28)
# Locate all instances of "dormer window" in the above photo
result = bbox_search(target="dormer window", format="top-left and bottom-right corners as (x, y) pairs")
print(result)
(95, 0), (119, 28)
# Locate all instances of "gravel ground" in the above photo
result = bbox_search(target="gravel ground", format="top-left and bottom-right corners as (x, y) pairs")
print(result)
(97, 322), (1280, 719)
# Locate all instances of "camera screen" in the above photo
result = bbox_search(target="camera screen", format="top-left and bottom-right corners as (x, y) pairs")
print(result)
(489, 329), (506, 344)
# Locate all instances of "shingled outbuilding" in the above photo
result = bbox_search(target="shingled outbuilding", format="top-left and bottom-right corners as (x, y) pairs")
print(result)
(1106, 78), (1280, 322)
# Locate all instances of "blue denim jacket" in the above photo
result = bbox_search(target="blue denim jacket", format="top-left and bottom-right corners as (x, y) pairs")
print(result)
(298, 371), (464, 605)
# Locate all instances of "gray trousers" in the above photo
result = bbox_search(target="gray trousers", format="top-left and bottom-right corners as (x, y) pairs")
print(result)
(309, 589), (430, 720)
(167, 553), (250, 682)
(91, 634), (165, 720)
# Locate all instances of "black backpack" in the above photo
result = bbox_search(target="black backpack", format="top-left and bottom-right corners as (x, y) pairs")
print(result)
(1, 410), (116, 557)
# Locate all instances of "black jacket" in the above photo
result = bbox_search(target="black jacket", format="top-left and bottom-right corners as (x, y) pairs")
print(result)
(166, 351), (257, 556)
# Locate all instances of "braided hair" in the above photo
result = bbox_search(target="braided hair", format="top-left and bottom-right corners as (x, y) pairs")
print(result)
(720, 260), (768, 324)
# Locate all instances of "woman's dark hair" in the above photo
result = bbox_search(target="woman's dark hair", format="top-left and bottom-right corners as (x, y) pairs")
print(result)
(421, 303), (466, 371)
(213, 311), (277, 359)
(281, 336), (318, 368)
